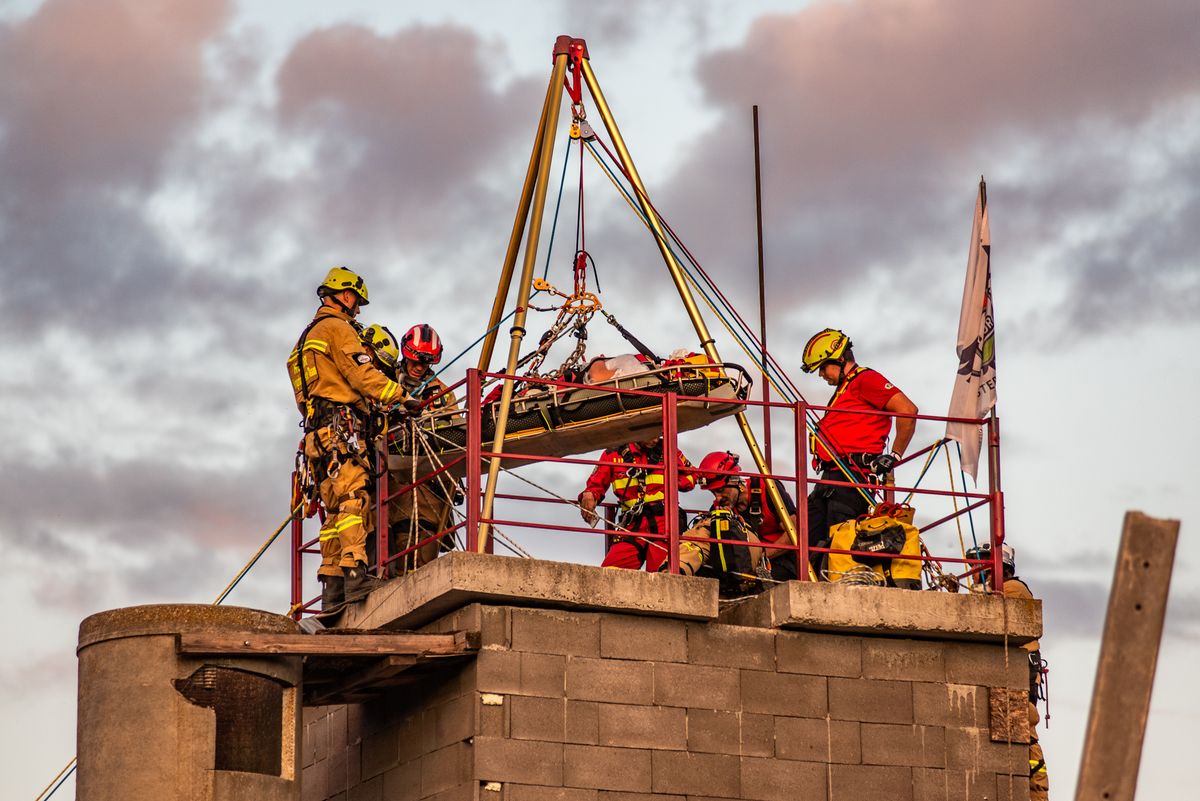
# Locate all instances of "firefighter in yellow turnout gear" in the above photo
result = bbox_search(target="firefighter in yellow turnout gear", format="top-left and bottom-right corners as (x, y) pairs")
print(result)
(288, 268), (408, 610)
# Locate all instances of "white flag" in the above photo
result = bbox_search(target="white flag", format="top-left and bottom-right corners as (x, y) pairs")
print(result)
(945, 178), (997, 481)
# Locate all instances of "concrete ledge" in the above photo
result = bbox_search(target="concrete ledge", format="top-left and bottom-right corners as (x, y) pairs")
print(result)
(339, 551), (719, 631)
(718, 581), (1041, 644)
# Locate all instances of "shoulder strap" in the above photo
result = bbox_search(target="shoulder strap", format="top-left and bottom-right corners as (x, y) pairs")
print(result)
(293, 315), (327, 403)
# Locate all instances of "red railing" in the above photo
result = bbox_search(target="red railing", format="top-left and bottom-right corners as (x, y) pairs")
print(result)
(290, 368), (1005, 616)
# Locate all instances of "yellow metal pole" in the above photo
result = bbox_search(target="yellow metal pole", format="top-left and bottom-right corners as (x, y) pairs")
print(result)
(477, 64), (561, 373)
(579, 58), (803, 556)
(477, 51), (570, 551)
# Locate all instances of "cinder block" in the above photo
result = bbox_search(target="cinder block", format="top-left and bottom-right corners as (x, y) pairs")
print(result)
(651, 751), (740, 797)
(348, 740), (362, 788)
(598, 792), (675, 801)
(512, 609), (600, 657)
(476, 650), (522, 695)
(474, 736), (564, 786)
(943, 643), (1029, 689)
(828, 677), (913, 724)
(600, 614), (687, 662)
(995, 772), (1031, 801)
(567, 657), (654, 704)
(479, 696), (506, 738)
(302, 760), (326, 801)
(598, 703), (686, 750)
(508, 785), (599, 801)
(686, 709), (740, 755)
(328, 740), (349, 796)
(424, 784), (475, 801)
(308, 715), (329, 766)
(988, 688), (1032, 744)
(434, 693), (477, 749)
(912, 682), (986, 728)
(740, 713), (774, 758)
(420, 741), (473, 797)
(775, 717), (860, 764)
(944, 727), (1029, 775)
(740, 757), (827, 801)
(511, 695), (565, 741)
(776, 631), (862, 678)
(860, 723), (945, 768)
(913, 768), (999, 801)
(654, 663), (741, 710)
(563, 744), (652, 791)
(861, 639), (945, 682)
(330, 705), (349, 751)
(687, 623), (776, 670)
(521, 653), (568, 698)
(740, 670), (827, 718)
(566, 700), (599, 744)
(382, 759), (420, 801)
(348, 775), (382, 801)
(829, 764), (913, 801)
(362, 729), (400, 777)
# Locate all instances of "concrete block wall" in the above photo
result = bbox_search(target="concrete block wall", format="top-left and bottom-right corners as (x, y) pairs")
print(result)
(302, 600), (1033, 801)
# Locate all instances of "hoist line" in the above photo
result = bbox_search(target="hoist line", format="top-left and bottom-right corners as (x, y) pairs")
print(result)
(582, 138), (807, 404)
(581, 137), (876, 506)
(33, 759), (75, 801)
(955, 441), (981, 551)
(541, 135), (574, 281)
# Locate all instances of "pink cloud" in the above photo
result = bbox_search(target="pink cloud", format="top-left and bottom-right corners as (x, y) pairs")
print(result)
(0, 0), (229, 195)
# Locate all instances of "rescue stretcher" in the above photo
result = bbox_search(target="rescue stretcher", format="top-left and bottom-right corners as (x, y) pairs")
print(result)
(386, 361), (751, 477)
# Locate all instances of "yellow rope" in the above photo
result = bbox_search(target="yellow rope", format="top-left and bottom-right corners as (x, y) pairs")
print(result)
(945, 446), (970, 580)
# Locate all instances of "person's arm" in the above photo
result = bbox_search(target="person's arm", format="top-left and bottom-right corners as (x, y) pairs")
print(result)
(579, 452), (614, 524)
(884, 391), (918, 457)
(676, 451), (697, 492)
(329, 322), (407, 406)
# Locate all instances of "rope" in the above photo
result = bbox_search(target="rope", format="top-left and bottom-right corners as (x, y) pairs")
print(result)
(945, 445), (970, 580)
(955, 441), (980, 551)
(901, 439), (946, 505)
(33, 759), (75, 801)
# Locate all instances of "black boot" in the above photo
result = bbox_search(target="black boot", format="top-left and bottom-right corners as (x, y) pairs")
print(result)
(343, 562), (385, 602)
(320, 575), (345, 612)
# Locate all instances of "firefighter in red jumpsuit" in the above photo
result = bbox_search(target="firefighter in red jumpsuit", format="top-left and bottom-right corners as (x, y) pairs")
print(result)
(578, 436), (696, 571)
(800, 328), (918, 577)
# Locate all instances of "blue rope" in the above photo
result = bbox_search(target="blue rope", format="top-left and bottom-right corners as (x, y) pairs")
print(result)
(541, 137), (574, 281)
(955, 441), (980, 550)
(42, 762), (76, 800)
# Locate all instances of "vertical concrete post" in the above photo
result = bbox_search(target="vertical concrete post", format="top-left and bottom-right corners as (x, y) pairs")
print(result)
(1075, 511), (1180, 801)
(77, 604), (303, 801)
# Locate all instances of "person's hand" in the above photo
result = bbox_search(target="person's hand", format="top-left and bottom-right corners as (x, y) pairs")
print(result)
(579, 491), (599, 527)
(869, 452), (899, 475)
(402, 397), (424, 414)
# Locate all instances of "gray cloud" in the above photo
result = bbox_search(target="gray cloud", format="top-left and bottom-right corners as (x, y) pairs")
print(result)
(274, 23), (543, 250)
(0, 0), (231, 335)
(642, 0), (1200, 337)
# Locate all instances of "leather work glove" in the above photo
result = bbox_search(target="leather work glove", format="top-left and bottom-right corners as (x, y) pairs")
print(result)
(869, 452), (899, 476)
(402, 397), (424, 414)
(579, 491), (599, 527)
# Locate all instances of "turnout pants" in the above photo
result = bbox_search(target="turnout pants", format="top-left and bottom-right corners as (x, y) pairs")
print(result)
(386, 473), (453, 576)
(602, 513), (671, 571)
(307, 426), (371, 578)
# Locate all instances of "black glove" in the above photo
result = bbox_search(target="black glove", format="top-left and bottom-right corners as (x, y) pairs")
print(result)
(402, 397), (424, 414)
(869, 452), (899, 475)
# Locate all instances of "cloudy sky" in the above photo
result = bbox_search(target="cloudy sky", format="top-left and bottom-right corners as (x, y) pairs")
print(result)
(2, 0), (1197, 797)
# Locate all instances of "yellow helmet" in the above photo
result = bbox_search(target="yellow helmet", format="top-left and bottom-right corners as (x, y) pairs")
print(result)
(361, 324), (399, 368)
(801, 328), (851, 373)
(317, 266), (369, 305)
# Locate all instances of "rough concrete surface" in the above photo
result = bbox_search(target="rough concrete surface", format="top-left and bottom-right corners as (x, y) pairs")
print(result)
(718, 580), (1041, 644)
(340, 551), (719, 631)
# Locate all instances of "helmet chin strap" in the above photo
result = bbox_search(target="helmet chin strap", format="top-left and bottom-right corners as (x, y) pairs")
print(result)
(324, 291), (358, 317)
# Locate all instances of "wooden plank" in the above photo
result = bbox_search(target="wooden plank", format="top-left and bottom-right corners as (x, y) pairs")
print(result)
(177, 631), (475, 657)
(1075, 510), (1179, 801)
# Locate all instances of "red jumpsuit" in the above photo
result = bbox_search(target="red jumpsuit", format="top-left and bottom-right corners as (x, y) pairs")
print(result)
(581, 442), (696, 571)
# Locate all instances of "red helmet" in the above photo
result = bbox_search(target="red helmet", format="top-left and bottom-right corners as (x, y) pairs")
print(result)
(401, 324), (443, 365)
(697, 451), (740, 490)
